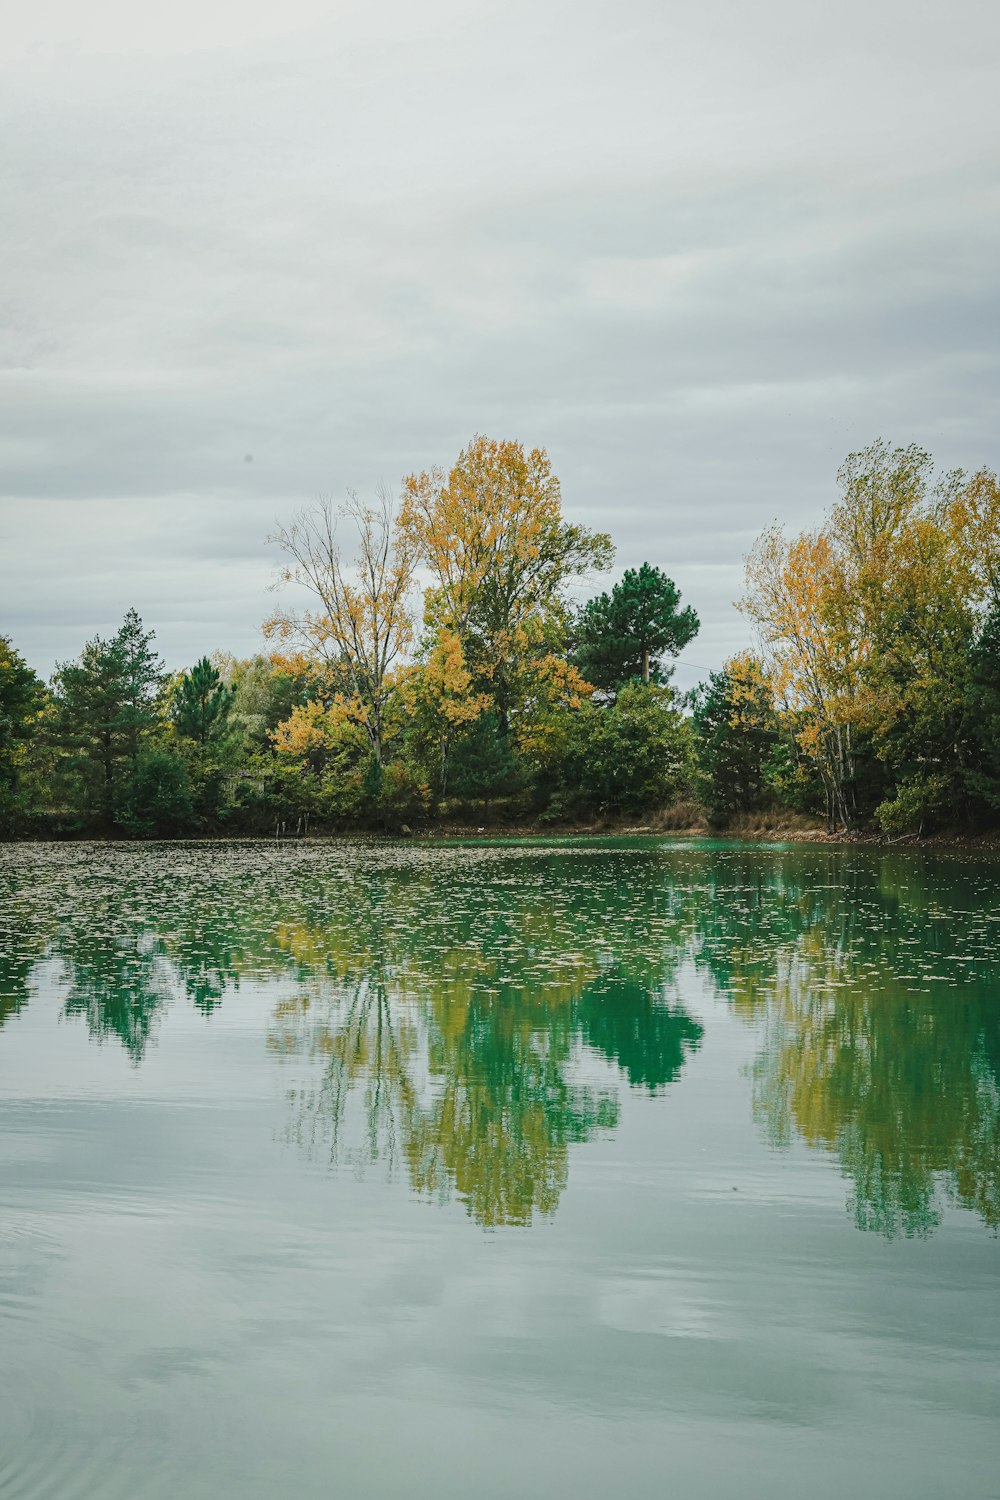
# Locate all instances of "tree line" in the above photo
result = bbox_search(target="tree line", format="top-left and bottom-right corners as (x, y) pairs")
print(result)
(1, 435), (998, 838)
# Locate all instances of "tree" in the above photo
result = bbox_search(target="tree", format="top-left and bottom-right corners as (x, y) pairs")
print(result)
(116, 748), (196, 838)
(740, 441), (1000, 831)
(266, 492), (417, 766)
(692, 657), (777, 822)
(115, 609), (165, 760)
(218, 653), (314, 753)
(399, 436), (613, 729)
(0, 637), (42, 827)
(963, 603), (1000, 814)
(269, 698), (370, 825)
(170, 657), (235, 746)
(398, 629), (490, 802)
(446, 710), (521, 813)
(51, 609), (164, 825)
(572, 563), (699, 691)
(851, 456), (1000, 830)
(740, 442), (937, 828)
(546, 682), (695, 818)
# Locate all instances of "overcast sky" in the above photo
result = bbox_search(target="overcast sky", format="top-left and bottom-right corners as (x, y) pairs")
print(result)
(3, 0), (998, 690)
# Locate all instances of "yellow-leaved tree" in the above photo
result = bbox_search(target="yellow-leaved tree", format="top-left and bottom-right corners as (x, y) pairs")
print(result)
(264, 490), (417, 766)
(397, 628), (491, 798)
(399, 436), (614, 735)
(741, 440), (1000, 832)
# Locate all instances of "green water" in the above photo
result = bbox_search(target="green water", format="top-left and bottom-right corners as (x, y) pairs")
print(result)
(1, 838), (997, 1499)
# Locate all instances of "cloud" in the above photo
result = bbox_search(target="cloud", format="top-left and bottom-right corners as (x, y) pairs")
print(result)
(2, 0), (998, 679)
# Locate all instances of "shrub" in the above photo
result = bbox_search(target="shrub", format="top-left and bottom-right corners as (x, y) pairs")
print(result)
(115, 749), (195, 838)
(546, 683), (695, 818)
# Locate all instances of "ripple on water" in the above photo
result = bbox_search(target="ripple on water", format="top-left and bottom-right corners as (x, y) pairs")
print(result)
(0, 1433), (174, 1500)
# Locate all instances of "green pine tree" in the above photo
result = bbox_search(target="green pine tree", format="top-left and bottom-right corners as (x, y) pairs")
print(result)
(572, 563), (698, 692)
(171, 656), (235, 746)
(963, 603), (1000, 816)
(51, 609), (164, 825)
(0, 636), (43, 829)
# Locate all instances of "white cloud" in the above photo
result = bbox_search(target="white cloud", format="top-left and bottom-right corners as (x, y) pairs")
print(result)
(3, 0), (999, 677)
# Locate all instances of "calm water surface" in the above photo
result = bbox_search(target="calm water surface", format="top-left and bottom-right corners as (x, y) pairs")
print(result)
(1, 838), (997, 1499)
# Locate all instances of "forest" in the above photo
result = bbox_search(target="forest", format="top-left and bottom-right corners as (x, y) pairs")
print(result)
(2, 435), (999, 840)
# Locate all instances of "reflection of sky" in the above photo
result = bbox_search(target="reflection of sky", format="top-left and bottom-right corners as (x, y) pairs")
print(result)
(2, 839), (1000, 1496)
(2, 955), (998, 1500)
(3, 0), (999, 685)
(3, 834), (999, 1239)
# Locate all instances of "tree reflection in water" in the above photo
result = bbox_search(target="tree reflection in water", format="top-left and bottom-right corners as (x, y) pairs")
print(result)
(2, 841), (998, 1233)
(692, 849), (1000, 1237)
(266, 860), (703, 1225)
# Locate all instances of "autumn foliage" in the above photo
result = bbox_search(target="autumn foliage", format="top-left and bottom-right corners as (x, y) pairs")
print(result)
(739, 441), (1000, 832)
(7, 435), (1000, 840)
(261, 435), (668, 819)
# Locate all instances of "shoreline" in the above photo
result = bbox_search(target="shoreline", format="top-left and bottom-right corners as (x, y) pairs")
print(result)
(5, 819), (1000, 853)
(414, 822), (1000, 852)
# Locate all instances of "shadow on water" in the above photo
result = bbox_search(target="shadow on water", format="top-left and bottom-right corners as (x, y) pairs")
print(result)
(1, 839), (998, 1233)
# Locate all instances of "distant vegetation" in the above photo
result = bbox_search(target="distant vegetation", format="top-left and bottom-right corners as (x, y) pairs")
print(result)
(2, 435), (999, 839)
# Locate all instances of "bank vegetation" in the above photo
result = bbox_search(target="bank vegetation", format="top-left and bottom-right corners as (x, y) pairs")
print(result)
(2, 437), (999, 841)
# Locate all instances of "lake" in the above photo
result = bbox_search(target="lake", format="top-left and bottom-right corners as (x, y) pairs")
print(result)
(1, 837), (997, 1499)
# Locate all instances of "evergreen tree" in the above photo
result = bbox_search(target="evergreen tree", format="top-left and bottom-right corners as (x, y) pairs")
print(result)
(0, 636), (43, 828)
(448, 711), (520, 812)
(115, 609), (164, 760)
(692, 665), (775, 822)
(51, 609), (164, 824)
(963, 603), (1000, 815)
(171, 656), (235, 745)
(572, 563), (698, 692)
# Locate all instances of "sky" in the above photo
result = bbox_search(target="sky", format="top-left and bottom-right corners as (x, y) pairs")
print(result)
(3, 0), (999, 692)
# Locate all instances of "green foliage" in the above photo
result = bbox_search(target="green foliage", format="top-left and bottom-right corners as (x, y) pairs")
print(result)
(368, 758), (430, 829)
(691, 666), (774, 821)
(0, 637), (41, 782)
(864, 563), (976, 828)
(110, 608), (166, 760)
(171, 657), (234, 745)
(350, 755), (429, 830)
(572, 563), (698, 692)
(50, 609), (164, 826)
(0, 637), (43, 831)
(10, 438), (998, 841)
(963, 604), (1000, 813)
(210, 755), (297, 832)
(547, 683), (695, 818)
(447, 712), (521, 811)
(224, 655), (314, 753)
(115, 749), (196, 838)
(876, 774), (951, 836)
(760, 729), (827, 817)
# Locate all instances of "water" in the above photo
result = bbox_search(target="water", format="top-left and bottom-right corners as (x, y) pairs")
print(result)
(1, 837), (997, 1499)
